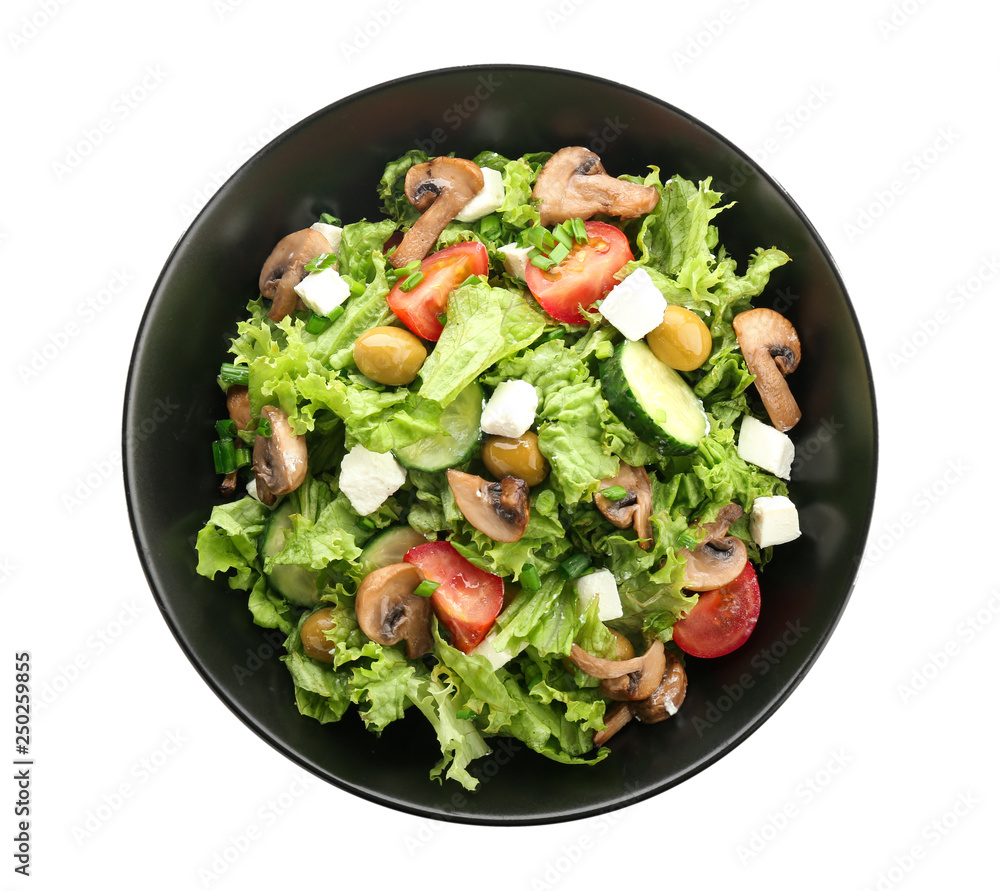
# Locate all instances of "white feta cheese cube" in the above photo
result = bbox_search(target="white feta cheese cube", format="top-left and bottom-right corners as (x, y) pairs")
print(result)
(455, 167), (505, 222)
(310, 222), (343, 253)
(738, 416), (795, 480)
(480, 380), (538, 438)
(293, 267), (351, 317)
(598, 268), (666, 340)
(574, 569), (623, 622)
(497, 243), (531, 281)
(339, 445), (406, 516)
(749, 495), (801, 547)
(469, 628), (528, 671)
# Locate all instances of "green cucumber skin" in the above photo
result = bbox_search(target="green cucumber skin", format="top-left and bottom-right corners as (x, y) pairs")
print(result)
(601, 341), (705, 456)
(394, 382), (484, 473)
(259, 501), (324, 608)
(358, 525), (427, 573)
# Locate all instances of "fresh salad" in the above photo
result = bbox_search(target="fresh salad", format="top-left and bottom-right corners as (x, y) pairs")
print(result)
(195, 145), (805, 790)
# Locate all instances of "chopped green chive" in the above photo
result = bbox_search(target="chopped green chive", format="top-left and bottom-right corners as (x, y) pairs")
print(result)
(319, 213), (342, 226)
(305, 305), (343, 335)
(360, 517), (377, 530)
(256, 416), (272, 438)
(348, 278), (367, 298)
(211, 439), (237, 475)
(215, 418), (237, 439)
(600, 485), (629, 501)
(414, 579), (440, 598)
(305, 312), (329, 335)
(559, 553), (592, 580)
(521, 564), (541, 591)
(548, 242), (570, 265)
(455, 708), (476, 720)
(478, 216), (501, 240)
(529, 251), (557, 271)
(678, 533), (700, 550)
(524, 226), (556, 253)
(399, 270), (425, 293)
(391, 259), (421, 283)
(552, 222), (574, 248)
(304, 252), (337, 274)
(235, 447), (252, 469)
(571, 218), (589, 243)
(219, 363), (249, 387)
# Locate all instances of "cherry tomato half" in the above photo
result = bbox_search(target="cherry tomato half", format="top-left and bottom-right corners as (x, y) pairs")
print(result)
(386, 242), (488, 341)
(524, 221), (633, 325)
(672, 561), (761, 658)
(404, 541), (504, 653)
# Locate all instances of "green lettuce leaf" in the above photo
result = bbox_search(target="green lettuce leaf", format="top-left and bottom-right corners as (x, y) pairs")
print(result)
(418, 278), (546, 407)
(195, 495), (269, 590)
(490, 339), (621, 504)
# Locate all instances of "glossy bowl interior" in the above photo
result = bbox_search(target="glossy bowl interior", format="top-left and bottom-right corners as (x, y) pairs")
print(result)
(124, 65), (876, 825)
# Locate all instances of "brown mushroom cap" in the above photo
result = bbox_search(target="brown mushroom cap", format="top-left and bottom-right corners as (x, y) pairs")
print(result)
(733, 308), (802, 432)
(220, 385), (253, 496)
(593, 650), (688, 745)
(390, 158), (485, 268)
(447, 469), (530, 543)
(259, 228), (332, 322)
(355, 563), (432, 659)
(680, 502), (748, 591)
(570, 640), (667, 702)
(252, 405), (307, 504)
(633, 651), (688, 724)
(531, 147), (660, 227)
(594, 462), (653, 550)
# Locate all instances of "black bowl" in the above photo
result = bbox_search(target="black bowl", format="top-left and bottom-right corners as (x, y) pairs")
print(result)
(123, 64), (876, 824)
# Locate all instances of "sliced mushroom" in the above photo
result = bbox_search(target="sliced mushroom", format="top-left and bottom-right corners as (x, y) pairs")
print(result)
(593, 702), (633, 747)
(633, 651), (688, 724)
(252, 405), (307, 505)
(355, 563), (432, 659)
(390, 158), (484, 268)
(259, 228), (332, 322)
(680, 502), (748, 591)
(220, 385), (252, 496)
(733, 308), (802, 432)
(594, 462), (653, 550)
(593, 651), (688, 745)
(446, 469), (530, 543)
(531, 146), (660, 227)
(570, 640), (667, 702)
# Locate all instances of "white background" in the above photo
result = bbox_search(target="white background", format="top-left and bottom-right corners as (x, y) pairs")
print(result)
(3, 0), (995, 888)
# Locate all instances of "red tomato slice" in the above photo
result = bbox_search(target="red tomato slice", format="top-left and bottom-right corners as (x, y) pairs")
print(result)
(404, 541), (504, 653)
(386, 242), (488, 341)
(524, 221), (633, 325)
(672, 562), (761, 658)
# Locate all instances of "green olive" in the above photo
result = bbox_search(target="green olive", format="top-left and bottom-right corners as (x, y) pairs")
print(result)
(646, 305), (712, 371)
(353, 326), (427, 386)
(481, 432), (549, 487)
(300, 607), (337, 663)
(610, 630), (636, 661)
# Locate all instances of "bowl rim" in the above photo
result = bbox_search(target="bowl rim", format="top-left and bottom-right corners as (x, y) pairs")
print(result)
(122, 62), (878, 825)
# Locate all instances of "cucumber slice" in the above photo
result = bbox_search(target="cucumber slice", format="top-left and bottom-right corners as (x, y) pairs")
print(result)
(601, 340), (709, 455)
(258, 501), (325, 607)
(358, 525), (427, 574)
(394, 382), (483, 472)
